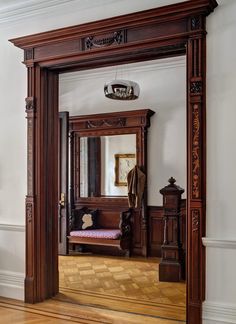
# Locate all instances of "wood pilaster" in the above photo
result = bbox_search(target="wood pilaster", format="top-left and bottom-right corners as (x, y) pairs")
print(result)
(187, 15), (206, 324)
(25, 83), (36, 302)
(25, 64), (59, 303)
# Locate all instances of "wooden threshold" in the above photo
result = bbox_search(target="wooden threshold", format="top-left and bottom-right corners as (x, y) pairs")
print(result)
(0, 296), (185, 324)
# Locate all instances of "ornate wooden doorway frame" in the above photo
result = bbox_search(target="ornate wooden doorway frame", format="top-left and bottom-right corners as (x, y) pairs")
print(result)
(10, 1), (218, 323)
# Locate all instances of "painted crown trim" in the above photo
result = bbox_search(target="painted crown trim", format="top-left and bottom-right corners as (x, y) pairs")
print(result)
(0, 0), (83, 24)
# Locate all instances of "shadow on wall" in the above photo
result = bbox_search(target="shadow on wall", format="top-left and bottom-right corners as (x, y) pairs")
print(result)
(148, 104), (186, 205)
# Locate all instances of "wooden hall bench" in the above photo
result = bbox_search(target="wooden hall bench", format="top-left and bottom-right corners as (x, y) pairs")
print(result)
(68, 207), (132, 256)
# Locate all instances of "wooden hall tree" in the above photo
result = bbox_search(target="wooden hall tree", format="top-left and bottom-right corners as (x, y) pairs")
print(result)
(10, 1), (218, 323)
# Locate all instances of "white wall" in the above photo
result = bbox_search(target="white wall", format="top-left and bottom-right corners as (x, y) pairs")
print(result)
(203, 1), (236, 323)
(0, 1), (235, 323)
(59, 57), (187, 205)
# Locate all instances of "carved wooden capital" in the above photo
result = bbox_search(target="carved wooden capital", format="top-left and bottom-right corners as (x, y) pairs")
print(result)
(191, 16), (201, 30)
(25, 96), (35, 113)
(24, 48), (34, 61)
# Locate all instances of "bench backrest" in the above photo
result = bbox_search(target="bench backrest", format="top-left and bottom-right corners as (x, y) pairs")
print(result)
(97, 210), (120, 229)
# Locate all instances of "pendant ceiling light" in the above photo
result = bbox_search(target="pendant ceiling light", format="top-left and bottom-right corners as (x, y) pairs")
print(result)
(104, 79), (140, 100)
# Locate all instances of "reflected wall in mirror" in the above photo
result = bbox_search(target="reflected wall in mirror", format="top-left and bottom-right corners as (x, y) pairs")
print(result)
(80, 134), (136, 197)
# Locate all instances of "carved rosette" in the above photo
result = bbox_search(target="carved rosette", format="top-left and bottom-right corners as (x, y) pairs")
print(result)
(190, 81), (203, 94)
(192, 104), (200, 199)
(192, 210), (200, 232)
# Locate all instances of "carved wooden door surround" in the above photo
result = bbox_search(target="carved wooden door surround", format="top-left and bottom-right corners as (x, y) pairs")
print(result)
(10, 1), (218, 323)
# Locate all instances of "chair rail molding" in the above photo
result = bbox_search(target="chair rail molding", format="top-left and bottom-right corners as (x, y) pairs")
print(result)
(202, 238), (236, 249)
(0, 224), (25, 232)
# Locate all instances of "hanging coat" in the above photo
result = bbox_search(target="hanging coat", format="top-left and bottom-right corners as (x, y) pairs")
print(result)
(127, 165), (146, 208)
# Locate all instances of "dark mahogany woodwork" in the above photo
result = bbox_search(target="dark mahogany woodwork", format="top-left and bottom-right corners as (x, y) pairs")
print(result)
(148, 200), (186, 258)
(87, 137), (101, 197)
(159, 178), (185, 282)
(58, 112), (69, 255)
(10, 1), (218, 323)
(69, 109), (154, 257)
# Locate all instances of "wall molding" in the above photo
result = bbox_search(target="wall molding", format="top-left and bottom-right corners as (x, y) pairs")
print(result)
(60, 57), (186, 83)
(203, 301), (236, 324)
(0, 270), (24, 300)
(0, 0), (88, 23)
(0, 0), (181, 25)
(202, 238), (236, 249)
(0, 224), (25, 232)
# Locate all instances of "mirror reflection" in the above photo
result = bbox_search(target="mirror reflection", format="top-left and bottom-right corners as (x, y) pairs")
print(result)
(80, 134), (136, 197)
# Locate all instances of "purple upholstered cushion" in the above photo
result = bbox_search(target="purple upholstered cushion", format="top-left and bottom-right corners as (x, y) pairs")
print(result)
(70, 229), (121, 240)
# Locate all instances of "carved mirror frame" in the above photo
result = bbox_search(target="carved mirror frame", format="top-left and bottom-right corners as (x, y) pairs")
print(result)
(10, 1), (218, 323)
(69, 109), (154, 257)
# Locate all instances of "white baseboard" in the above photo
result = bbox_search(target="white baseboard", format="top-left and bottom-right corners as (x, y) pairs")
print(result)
(0, 270), (24, 300)
(203, 301), (236, 324)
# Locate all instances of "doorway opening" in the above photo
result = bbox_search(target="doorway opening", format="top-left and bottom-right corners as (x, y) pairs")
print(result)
(56, 57), (187, 322)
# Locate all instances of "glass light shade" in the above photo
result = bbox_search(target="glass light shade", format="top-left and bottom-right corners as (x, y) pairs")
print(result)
(104, 79), (140, 100)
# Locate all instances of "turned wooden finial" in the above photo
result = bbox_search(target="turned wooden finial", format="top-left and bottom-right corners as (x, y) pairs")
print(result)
(168, 177), (176, 185)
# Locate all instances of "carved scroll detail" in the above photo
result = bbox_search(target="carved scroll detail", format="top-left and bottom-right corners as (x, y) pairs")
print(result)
(86, 118), (126, 128)
(192, 104), (200, 199)
(26, 96), (35, 196)
(190, 81), (202, 94)
(85, 30), (124, 50)
(192, 210), (200, 232)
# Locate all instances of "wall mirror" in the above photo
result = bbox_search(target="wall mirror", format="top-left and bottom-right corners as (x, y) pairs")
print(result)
(80, 134), (136, 198)
(69, 109), (154, 206)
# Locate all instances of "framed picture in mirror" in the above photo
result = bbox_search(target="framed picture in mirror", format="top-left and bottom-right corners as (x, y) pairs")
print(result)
(114, 153), (136, 186)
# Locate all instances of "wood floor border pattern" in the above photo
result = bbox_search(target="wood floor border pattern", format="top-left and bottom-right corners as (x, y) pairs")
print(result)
(57, 288), (185, 322)
(0, 299), (100, 324)
(0, 297), (186, 324)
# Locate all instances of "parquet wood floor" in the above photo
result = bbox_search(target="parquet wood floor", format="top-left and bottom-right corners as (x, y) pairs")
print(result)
(0, 297), (185, 324)
(58, 255), (186, 322)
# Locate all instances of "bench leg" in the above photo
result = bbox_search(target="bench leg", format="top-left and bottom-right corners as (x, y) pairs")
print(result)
(125, 249), (131, 257)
